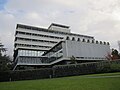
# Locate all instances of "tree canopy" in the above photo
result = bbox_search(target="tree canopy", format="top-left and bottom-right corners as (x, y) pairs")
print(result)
(106, 49), (120, 60)
(111, 49), (120, 60)
(0, 42), (12, 71)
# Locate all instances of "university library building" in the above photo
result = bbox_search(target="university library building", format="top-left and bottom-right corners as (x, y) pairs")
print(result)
(13, 23), (110, 70)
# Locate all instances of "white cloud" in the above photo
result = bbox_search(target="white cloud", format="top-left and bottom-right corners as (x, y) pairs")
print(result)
(0, 0), (120, 56)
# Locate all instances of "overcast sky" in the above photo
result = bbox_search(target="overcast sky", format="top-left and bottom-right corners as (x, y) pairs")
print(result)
(0, 0), (120, 56)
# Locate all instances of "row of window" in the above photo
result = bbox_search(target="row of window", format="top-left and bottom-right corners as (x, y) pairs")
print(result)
(17, 56), (62, 64)
(66, 36), (110, 45)
(18, 50), (44, 56)
(15, 37), (58, 44)
(17, 24), (93, 39)
(18, 58), (42, 64)
(18, 25), (69, 35)
(15, 44), (51, 48)
(76, 57), (105, 59)
(44, 42), (62, 56)
(16, 33), (95, 45)
(45, 50), (63, 63)
(16, 31), (63, 39)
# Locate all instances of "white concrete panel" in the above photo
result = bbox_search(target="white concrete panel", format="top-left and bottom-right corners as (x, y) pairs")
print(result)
(65, 40), (110, 60)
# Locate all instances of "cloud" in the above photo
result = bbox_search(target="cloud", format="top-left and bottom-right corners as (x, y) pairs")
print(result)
(0, 0), (120, 56)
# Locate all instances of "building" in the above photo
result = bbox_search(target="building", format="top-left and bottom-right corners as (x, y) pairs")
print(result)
(13, 23), (110, 70)
(43, 40), (110, 65)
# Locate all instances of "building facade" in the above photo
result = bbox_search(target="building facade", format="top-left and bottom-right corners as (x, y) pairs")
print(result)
(43, 40), (110, 65)
(13, 23), (110, 70)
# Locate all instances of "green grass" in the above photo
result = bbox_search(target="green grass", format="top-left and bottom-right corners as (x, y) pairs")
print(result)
(0, 72), (120, 90)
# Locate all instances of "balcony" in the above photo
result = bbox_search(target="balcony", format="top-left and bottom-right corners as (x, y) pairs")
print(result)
(15, 40), (55, 47)
(16, 34), (62, 42)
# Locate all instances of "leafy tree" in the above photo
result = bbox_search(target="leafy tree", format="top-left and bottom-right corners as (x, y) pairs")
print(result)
(70, 55), (77, 64)
(111, 49), (120, 60)
(0, 43), (7, 55)
(106, 53), (112, 60)
(0, 42), (12, 71)
(106, 49), (120, 61)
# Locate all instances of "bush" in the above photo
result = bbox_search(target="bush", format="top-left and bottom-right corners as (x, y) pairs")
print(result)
(53, 60), (120, 78)
(53, 63), (98, 78)
(110, 63), (120, 72)
(11, 68), (52, 81)
(0, 71), (11, 82)
(0, 68), (52, 82)
(0, 60), (120, 82)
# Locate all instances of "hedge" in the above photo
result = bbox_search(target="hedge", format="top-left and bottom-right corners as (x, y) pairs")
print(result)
(52, 60), (120, 77)
(0, 68), (52, 82)
(0, 71), (10, 82)
(0, 60), (120, 82)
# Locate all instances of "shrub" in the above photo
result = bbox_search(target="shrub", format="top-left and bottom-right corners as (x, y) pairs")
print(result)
(11, 68), (52, 81)
(0, 71), (11, 82)
(0, 60), (120, 82)
(110, 63), (120, 72)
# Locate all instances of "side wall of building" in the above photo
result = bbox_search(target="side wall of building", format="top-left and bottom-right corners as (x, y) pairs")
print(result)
(64, 40), (110, 60)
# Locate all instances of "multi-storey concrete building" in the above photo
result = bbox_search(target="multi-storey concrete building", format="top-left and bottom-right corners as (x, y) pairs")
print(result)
(13, 23), (110, 70)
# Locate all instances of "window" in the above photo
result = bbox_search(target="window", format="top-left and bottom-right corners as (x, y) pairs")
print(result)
(82, 39), (85, 42)
(104, 42), (106, 45)
(87, 39), (90, 43)
(96, 41), (99, 44)
(92, 40), (94, 43)
(18, 50), (45, 56)
(72, 37), (75, 41)
(77, 38), (80, 41)
(66, 36), (70, 40)
(100, 41), (102, 44)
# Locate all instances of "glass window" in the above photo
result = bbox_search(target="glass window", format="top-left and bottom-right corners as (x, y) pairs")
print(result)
(28, 50), (31, 56)
(18, 50), (23, 56)
(18, 50), (45, 56)
(35, 51), (37, 56)
(26, 50), (29, 56)
(31, 51), (34, 56)
(22, 50), (25, 56)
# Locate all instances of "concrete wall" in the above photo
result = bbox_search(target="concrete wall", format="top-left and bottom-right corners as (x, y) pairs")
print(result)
(63, 40), (110, 60)
(48, 25), (70, 33)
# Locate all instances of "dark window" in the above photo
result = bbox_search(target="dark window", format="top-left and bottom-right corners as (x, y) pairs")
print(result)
(66, 36), (70, 40)
(87, 39), (90, 43)
(92, 40), (94, 43)
(72, 37), (75, 41)
(77, 38), (80, 41)
(96, 41), (99, 44)
(82, 39), (85, 42)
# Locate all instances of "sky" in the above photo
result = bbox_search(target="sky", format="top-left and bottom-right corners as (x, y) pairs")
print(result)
(0, 0), (120, 57)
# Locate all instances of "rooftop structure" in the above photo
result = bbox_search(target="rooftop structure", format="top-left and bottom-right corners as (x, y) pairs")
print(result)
(48, 23), (70, 33)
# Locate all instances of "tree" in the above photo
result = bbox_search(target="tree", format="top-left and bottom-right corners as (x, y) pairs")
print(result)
(70, 55), (77, 64)
(111, 49), (120, 60)
(0, 42), (12, 71)
(106, 53), (112, 60)
(0, 43), (7, 56)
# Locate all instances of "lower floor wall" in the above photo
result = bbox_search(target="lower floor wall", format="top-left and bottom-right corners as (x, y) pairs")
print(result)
(15, 59), (104, 70)
(0, 60), (120, 82)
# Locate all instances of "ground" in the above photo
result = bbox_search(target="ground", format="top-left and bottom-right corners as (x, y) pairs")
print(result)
(0, 72), (120, 90)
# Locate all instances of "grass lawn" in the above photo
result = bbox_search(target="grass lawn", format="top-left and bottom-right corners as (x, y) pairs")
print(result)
(0, 72), (120, 90)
